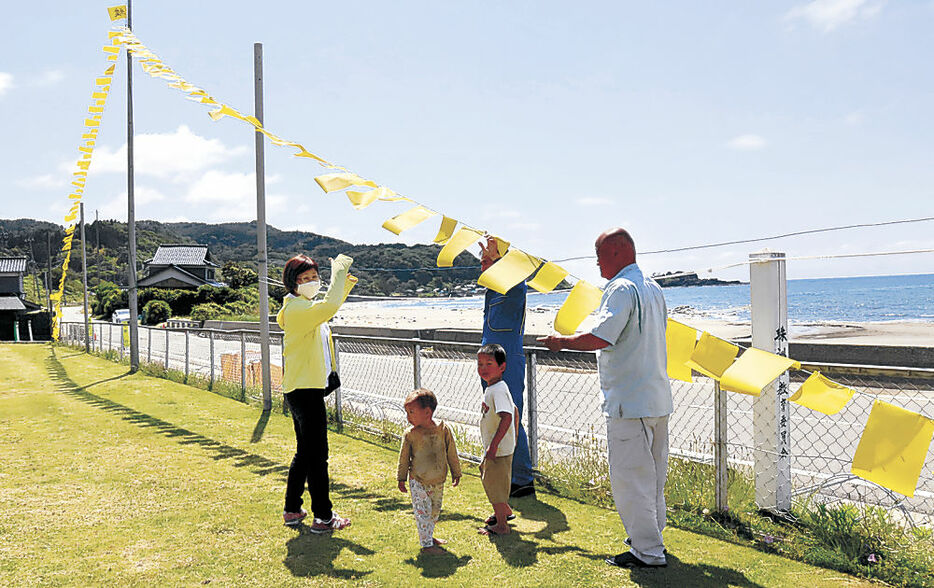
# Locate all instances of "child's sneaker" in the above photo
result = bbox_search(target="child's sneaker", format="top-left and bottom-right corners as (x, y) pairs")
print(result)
(283, 509), (308, 527)
(309, 513), (351, 534)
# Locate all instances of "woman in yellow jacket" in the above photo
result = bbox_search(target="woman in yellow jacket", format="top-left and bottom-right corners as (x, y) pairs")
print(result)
(278, 253), (357, 531)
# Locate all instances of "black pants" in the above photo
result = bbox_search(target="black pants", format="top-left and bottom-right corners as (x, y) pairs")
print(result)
(283, 388), (332, 520)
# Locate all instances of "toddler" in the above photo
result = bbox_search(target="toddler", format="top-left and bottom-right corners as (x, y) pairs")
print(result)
(398, 388), (462, 553)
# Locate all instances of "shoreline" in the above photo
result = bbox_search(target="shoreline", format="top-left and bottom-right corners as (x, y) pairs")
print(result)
(331, 303), (934, 347)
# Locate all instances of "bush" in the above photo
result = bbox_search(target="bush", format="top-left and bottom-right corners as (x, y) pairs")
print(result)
(190, 302), (225, 321)
(142, 300), (171, 325)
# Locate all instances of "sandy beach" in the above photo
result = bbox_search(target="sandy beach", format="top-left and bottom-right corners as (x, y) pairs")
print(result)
(331, 301), (934, 346)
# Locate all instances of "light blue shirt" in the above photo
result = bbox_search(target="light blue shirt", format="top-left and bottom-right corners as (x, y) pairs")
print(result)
(589, 263), (672, 418)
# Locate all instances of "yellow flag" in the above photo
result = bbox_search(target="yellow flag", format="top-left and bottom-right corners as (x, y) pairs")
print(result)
(382, 206), (436, 235)
(314, 173), (378, 193)
(554, 280), (603, 335)
(436, 227), (483, 267)
(107, 5), (127, 20)
(685, 332), (739, 379)
(433, 216), (458, 244)
(346, 187), (392, 209)
(719, 347), (799, 396)
(789, 371), (855, 415)
(294, 147), (330, 164)
(478, 249), (540, 295)
(851, 400), (934, 497)
(666, 319), (697, 383)
(527, 262), (568, 293)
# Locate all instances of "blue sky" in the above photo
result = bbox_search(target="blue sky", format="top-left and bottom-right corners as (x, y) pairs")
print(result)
(3, 0), (933, 284)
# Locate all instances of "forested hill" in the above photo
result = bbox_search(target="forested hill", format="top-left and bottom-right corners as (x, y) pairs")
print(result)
(0, 218), (482, 297)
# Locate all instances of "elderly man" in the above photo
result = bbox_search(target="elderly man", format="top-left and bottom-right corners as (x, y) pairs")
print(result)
(538, 228), (671, 568)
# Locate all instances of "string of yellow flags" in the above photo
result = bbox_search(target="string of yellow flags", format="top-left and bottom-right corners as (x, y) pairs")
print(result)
(110, 27), (602, 336)
(666, 318), (934, 497)
(50, 29), (121, 340)
(106, 26), (933, 497)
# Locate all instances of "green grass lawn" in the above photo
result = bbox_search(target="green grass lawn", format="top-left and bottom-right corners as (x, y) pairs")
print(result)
(0, 344), (881, 587)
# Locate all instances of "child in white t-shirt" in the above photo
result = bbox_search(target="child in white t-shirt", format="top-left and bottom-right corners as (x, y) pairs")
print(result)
(477, 343), (518, 536)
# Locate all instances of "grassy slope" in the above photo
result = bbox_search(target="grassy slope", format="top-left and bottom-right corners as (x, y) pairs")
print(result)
(0, 344), (878, 587)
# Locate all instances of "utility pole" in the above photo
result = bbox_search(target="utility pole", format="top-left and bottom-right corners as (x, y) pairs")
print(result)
(26, 235), (40, 300)
(94, 209), (100, 286)
(81, 203), (90, 352)
(46, 231), (52, 311)
(125, 0), (140, 372)
(254, 42), (272, 410)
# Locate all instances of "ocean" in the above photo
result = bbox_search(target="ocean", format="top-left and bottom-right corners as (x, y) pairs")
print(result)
(369, 273), (934, 324)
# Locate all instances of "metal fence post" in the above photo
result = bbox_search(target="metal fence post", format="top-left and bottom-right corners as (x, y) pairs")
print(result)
(750, 250), (792, 513)
(209, 330), (215, 390)
(527, 350), (539, 469)
(164, 328), (169, 370)
(413, 342), (422, 390)
(714, 381), (728, 512)
(147, 327), (152, 363)
(119, 324), (125, 359)
(184, 330), (190, 382)
(333, 337), (342, 425)
(240, 331), (247, 395)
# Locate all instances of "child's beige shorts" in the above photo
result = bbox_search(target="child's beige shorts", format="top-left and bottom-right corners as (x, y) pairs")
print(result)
(480, 453), (514, 504)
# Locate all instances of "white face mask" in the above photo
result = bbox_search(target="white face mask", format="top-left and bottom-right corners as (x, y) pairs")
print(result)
(296, 280), (320, 299)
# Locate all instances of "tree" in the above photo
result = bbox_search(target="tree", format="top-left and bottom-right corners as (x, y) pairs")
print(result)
(221, 261), (257, 289)
(142, 300), (171, 325)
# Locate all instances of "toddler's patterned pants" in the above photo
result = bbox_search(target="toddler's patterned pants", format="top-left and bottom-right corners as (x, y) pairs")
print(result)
(410, 479), (444, 548)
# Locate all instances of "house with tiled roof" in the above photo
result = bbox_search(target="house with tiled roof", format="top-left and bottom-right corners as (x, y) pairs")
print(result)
(137, 244), (226, 289)
(0, 256), (44, 340)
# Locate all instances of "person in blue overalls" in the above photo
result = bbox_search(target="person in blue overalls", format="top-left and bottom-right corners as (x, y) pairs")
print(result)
(479, 237), (535, 498)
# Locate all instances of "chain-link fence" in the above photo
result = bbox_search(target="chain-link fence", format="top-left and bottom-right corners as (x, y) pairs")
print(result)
(59, 320), (934, 524)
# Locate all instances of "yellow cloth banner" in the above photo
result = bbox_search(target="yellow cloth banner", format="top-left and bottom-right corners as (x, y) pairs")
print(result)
(478, 249), (540, 295)
(666, 319), (697, 383)
(436, 227), (482, 267)
(527, 262), (568, 294)
(851, 400), (934, 497)
(685, 332), (739, 379)
(315, 173), (378, 193)
(346, 188), (387, 209)
(52, 33), (116, 341)
(433, 216), (457, 244)
(108, 5), (127, 20)
(789, 371), (855, 415)
(720, 347), (800, 396)
(382, 206), (436, 235)
(554, 280), (603, 335)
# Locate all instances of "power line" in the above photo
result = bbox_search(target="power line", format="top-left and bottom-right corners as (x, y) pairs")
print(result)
(551, 215), (934, 262)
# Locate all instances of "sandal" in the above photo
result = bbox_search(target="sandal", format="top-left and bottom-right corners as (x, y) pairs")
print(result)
(479, 525), (510, 536)
(484, 513), (516, 526)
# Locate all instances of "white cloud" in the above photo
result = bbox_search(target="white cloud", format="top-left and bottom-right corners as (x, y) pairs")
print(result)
(98, 187), (168, 220)
(0, 72), (14, 96)
(33, 69), (65, 87)
(77, 125), (247, 179)
(187, 170), (256, 203)
(785, 0), (884, 32)
(576, 197), (613, 206)
(727, 134), (768, 151)
(16, 174), (66, 190)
